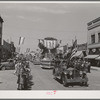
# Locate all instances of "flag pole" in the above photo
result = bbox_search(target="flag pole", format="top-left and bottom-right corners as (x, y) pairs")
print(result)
(74, 36), (77, 79)
(18, 37), (25, 54)
(18, 37), (21, 54)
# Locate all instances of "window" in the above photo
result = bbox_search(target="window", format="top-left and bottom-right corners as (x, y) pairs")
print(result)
(91, 34), (95, 44)
(98, 33), (100, 42)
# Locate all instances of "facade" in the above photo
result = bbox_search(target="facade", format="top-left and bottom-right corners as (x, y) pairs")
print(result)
(2, 40), (16, 60)
(87, 17), (100, 55)
(57, 44), (68, 54)
(0, 16), (4, 62)
(77, 43), (87, 51)
(68, 43), (87, 51)
(87, 17), (100, 66)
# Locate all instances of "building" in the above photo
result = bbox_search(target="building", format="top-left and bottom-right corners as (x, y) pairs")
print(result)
(10, 41), (16, 58)
(86, 17), (100, 66)
(77, 43), (87, 51)
(2, 40), (16, 60)
(0, 16), (4, 62)
(68, 43), (87, 51)
(67, 43), (87, 58)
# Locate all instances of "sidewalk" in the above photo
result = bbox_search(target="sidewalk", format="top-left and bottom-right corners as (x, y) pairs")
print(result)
(91, 66), (100, 71)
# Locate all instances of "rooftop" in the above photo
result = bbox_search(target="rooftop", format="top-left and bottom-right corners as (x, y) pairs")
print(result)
(44, 37), (57, 40)
(87, 17), (100, 26)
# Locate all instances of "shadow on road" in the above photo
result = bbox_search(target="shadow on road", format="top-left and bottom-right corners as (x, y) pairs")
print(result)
(55, 78), (89, 87)
(55, 78), (62, 84)
(41, 67), (53, 70)
(0, 82), (3, 84)
(25, 75), (34, 90)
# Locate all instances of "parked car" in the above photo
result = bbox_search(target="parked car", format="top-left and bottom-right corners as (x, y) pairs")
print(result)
(0, 59), (15, 70)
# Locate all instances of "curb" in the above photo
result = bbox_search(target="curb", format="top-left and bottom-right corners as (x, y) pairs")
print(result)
(91, 67), (100, 71)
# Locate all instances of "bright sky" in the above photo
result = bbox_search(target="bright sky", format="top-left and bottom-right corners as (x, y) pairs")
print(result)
(1, 2), (100, 53)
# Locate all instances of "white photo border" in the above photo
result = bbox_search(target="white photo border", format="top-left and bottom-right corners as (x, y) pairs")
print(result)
(0, 1), (100, 99)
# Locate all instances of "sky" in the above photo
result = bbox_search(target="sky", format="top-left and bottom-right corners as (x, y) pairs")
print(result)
(0, 2), (100, 53)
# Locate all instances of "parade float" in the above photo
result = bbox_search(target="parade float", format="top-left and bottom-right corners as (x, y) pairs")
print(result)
(38, 37), (60, 68)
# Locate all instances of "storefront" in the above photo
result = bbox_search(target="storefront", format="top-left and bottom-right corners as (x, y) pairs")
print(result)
(85, 55), (99, 66)
(87, 17), (100, 67)
(72, 50), (87, 59)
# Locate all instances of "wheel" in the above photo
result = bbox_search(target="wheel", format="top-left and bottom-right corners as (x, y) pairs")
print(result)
(84, 82), (88, 87)
(1, 66), (6, 70)
(80, 82), (83, 87)
(18, 84), (23, 90)
(62, 75), (68, 87)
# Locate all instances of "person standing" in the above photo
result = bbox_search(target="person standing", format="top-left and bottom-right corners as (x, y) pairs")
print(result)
(88, 61), (91, 73)
(16, 60), (23, 90)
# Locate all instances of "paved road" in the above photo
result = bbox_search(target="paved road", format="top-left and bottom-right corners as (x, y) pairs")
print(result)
(0, 62), (100, 90)
(31, 62), (100, 90)
(0, 70), (17, 90)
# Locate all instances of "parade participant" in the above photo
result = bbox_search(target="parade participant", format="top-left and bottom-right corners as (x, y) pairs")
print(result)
(77, 58), (83, 71)
(53, 54), (60, 76)
(24, 60), (31, 78)
(14, 60), (18, 74)
(18, 58), (31, 90)
(81, 60), (85, 71)
(87, 61), (91, 73)
(16, 59), (23, 90)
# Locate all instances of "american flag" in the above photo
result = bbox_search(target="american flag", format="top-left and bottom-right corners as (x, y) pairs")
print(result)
(70, 39), (77, 60)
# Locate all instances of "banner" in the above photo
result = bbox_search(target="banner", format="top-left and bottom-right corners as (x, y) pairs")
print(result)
(19, 37), (25, 45)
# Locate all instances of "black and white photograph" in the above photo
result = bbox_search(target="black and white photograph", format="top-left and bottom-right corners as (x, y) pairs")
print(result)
(0, 1), (100, 94)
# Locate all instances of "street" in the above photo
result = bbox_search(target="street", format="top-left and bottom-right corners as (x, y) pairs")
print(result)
(0, 62), (100, 90)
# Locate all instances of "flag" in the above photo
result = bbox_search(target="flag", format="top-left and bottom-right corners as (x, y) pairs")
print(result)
(63, 43), (68, 53)
(70, 39), (77, 60)
(26, 48), (30, 53)
(60, 40), (61, 43)
(19, 37), (25, 45)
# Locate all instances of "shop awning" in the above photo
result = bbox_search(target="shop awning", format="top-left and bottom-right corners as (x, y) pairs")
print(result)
(84, 55), (99, 59)
(95, 56), (100, 60)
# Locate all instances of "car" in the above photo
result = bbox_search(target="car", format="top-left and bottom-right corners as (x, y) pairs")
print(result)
(0, 59), (15, 70)
(53, 62), (88, 87)
(33, 59), (40, 65)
